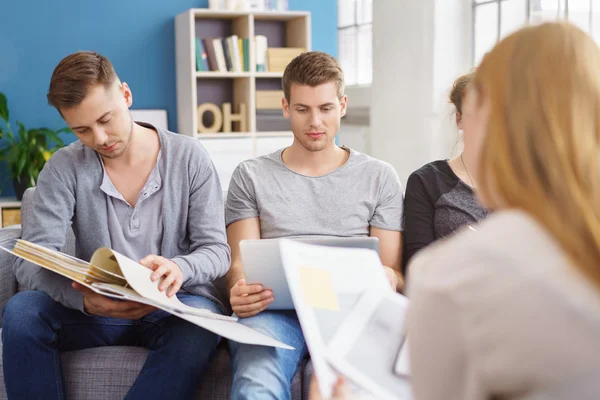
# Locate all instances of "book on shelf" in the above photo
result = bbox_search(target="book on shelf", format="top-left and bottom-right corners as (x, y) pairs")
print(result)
(203, 38), (219, 71)
(242, 38), (250, 72)
(212, 38), (228, 72)
(255, 35), (269, 72)
(1, 239), (293, 350)
(198, 36), (249, 73)
(221, 37), (233, 72)
(195, 38), (209, 72)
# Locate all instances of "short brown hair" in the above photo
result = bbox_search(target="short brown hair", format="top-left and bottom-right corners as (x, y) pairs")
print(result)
(47, 51), (118, 111)
(449, 71), (475, 115)
(282, 51), (344, 102)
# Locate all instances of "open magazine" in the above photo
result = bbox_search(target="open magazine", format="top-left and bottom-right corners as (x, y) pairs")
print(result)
(279, 239), (412, 400)
(2, 239), (293, 350)
(327, 289), (411, 399)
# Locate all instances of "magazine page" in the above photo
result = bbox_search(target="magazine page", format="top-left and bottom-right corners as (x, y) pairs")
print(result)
(279, 239), (392, 399)
(326, 289), (412, 400)
(2, 241), (295, 350)
(99, 249), (295, 349)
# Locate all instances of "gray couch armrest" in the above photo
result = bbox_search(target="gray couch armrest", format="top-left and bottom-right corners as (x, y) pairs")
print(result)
(0, 224), (21, 322)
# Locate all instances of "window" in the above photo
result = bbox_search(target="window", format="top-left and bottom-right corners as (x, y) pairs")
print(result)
(338, 0), (373, 86)
(473, 0), (600, 65)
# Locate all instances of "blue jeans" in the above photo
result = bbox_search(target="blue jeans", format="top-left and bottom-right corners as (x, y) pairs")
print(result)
(2, 290), (222, 400)
(228, 310), (308, 400)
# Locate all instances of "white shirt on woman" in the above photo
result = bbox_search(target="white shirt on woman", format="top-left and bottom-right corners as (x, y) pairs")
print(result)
(406, 210), (600, 400)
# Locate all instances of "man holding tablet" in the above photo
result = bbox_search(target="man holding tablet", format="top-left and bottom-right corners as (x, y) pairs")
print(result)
(224, 51), (404, 400)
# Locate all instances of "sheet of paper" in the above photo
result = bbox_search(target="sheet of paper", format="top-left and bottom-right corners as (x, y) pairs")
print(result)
(91, 283), (237, 322)
(177, 312), (294, 349)
(99, 249), (186, 309)
(394, 339), (410, 377)
(280, 240), (342, 398)
(299, 266), (340, 311)
(279, 239), (409, 399)
(327, 290), (412, 400)
(102, 250), (295, 349)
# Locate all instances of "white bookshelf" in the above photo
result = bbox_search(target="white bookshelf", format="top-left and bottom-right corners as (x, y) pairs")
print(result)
(174, 8), (311, 188)
(175, 8), (311, 138)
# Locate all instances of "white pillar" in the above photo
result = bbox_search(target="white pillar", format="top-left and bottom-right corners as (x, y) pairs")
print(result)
(370, 0), (472, 186)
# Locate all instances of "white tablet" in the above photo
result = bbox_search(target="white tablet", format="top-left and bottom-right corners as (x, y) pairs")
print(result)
(240, 237), (379, 310)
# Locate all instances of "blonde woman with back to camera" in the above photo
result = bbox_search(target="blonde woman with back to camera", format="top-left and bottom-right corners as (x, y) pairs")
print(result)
(407, 22), (600, 400)
(310, 21), (600, 400)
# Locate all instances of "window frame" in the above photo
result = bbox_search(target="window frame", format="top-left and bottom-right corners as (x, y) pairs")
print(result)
(338, 0), (373, 87)
(472, 0), (597, 64)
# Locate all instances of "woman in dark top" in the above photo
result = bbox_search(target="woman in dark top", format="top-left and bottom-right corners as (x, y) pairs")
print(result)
(402, 72), (488, 273)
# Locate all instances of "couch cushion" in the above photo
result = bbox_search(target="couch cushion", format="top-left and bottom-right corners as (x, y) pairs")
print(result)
(61, 346), (148, 399)
(302, 359), (314, 400)
(0, 341), (305, 400)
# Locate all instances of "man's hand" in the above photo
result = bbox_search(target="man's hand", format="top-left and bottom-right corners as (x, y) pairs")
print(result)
(384, 266), (404, 293)
(72, 282), (156, 319)
(309, 376), (352, 400)
(139, 255), (184, 297)
(230, 278), (274, 318)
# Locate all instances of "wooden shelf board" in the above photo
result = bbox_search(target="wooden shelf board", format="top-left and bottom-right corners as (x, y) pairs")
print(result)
(255, 72), (284, 78)
(189, 9), (309, 20)
(194, 131), (293, 139)
(196, 72), (251, 78)
(196, 132), (253, 139)
(190, 9), (249, 19)
(256, 131), (293, 137)
(253, 11), (310, 20)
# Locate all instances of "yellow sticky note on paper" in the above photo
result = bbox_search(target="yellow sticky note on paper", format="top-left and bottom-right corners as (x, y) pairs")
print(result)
(298, 266), (340, 312)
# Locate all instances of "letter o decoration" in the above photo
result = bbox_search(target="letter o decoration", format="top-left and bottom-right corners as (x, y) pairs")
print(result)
(197, 103), (223, 133)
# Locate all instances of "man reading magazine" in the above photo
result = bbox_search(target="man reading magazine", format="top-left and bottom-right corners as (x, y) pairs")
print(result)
(1, 51), (231, 400)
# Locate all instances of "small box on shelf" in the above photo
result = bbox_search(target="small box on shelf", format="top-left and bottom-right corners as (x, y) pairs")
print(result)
(256, 90), (284, 109)
(266, 47), (304, 72)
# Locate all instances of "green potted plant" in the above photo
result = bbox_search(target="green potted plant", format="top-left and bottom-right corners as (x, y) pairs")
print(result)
(0, 92), (72, 200)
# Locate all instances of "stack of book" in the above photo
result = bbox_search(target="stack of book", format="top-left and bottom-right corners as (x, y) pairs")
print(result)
(196, 35), (250, 72)
(195, 34), (305, 73)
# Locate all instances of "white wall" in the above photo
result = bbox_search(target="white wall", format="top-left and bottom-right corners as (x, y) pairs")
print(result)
(352, 0), (472, 187)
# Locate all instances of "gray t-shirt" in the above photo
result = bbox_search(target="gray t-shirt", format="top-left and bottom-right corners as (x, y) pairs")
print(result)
(225, 147), (404, 237)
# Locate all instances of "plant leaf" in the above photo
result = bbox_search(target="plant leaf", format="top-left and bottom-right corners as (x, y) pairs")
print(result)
(6, 146), (18, 165)
(15, 150), (27, 179)
(4, 122), (13, 140)
(37, 132), (47, 148)
(39, 128), (65, 147)
(56, 126), (73, 134)
(17, 121), (27, 142)
(0, 93), (8, 122)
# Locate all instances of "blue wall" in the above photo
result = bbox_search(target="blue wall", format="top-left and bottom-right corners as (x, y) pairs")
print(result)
(0, 0), (337, 196)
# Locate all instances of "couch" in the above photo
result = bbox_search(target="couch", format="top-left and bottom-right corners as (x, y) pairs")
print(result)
(0, 188), (313, 399)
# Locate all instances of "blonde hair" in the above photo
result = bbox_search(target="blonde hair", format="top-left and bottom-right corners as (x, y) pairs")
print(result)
(474, 22), (600, 289)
